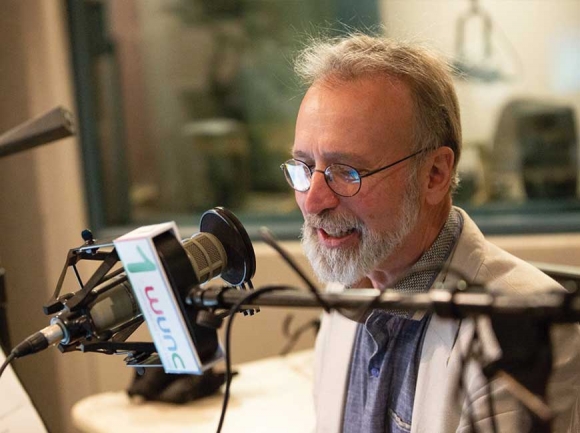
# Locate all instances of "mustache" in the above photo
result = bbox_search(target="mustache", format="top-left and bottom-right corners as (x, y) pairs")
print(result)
(302, 211), (364, 233)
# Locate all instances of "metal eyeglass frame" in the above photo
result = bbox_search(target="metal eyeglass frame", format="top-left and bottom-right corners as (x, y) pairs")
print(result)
(280, 148), (425, 197)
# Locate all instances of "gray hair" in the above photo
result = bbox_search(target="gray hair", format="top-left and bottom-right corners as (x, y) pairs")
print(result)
(294, 34), (461, 192)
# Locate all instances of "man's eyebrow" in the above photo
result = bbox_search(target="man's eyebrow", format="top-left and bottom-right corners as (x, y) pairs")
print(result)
(291, 149), (370, 167)
(291, 150), (311, 160)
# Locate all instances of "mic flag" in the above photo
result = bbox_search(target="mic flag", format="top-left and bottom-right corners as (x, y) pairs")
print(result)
(113, 207), (255, 374)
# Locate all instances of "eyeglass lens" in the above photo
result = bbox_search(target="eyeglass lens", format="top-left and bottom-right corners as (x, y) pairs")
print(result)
(281, 160), (361, 196)
(326, 165), (360, 195)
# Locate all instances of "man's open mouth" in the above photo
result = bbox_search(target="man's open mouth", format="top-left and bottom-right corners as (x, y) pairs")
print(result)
(320, 227), (357, 238)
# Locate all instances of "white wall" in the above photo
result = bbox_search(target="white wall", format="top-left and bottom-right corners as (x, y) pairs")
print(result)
(1, 2), (580, 433)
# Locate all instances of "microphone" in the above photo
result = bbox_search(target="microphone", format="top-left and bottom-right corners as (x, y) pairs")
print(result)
(10, 208), (255, 359)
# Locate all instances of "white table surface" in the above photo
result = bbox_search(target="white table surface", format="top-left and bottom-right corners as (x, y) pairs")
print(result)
(72, 350), (315, 433)
(0, 349), (47, 433)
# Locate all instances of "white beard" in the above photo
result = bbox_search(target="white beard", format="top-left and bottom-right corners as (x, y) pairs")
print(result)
(301, 181), (420, 287)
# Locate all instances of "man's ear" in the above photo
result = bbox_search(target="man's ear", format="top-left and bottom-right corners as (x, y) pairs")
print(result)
(424, 146), (455, 205)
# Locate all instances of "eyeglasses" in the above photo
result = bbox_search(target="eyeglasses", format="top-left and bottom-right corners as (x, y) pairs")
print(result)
(280, 149), (424, 197)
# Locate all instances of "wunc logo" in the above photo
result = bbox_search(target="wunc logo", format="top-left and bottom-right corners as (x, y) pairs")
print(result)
(126, 245), (186, 370)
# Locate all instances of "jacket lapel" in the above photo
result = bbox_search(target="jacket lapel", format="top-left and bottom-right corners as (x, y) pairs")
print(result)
(314, 309), (358, 433)
(411, 208), (487, 432)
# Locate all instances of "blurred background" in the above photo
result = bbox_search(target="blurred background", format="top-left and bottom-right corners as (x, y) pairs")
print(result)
(0, 0), (579, 431)
(65, 0), (580, 236)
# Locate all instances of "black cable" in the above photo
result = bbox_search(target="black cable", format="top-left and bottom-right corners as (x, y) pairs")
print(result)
(485, 372), (499, 433)
(279, 314), (320, 356)
(259, 227), (332, 313)
(463, 320), (498, 433)
(0, 351), (15, 379)
(469, 324), (499, 433)
(215, 285), (296, 433)
(458, 328), (479, 433)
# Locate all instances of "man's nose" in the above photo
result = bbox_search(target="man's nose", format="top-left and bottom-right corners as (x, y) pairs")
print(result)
(302, 171), (340, 215)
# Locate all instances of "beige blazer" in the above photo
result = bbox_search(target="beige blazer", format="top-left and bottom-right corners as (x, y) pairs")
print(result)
(313, 208), (580, 433)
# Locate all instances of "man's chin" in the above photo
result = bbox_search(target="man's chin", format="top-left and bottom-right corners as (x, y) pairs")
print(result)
(301, 224), (374, 287)
(305, 249), (366, 287)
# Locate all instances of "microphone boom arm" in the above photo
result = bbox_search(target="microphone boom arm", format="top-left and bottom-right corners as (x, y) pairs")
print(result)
(188, 284), (580, 323)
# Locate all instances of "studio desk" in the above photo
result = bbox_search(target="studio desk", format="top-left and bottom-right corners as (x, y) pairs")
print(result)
(72, 350), (315, 433)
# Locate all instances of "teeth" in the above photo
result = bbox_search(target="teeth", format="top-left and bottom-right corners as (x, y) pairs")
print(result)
(324, 228), (353, 237)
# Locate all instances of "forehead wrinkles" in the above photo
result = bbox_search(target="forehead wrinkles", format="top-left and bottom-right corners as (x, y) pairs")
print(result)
(294, 75), (416, 166)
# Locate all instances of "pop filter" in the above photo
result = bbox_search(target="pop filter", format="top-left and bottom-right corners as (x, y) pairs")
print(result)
(199, 207), (256, 286)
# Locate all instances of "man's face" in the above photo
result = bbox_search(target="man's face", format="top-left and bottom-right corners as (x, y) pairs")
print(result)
(292, 75), (422, 286)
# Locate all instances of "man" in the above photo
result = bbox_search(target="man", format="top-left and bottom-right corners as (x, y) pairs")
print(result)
(280, 34), (580, 432)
